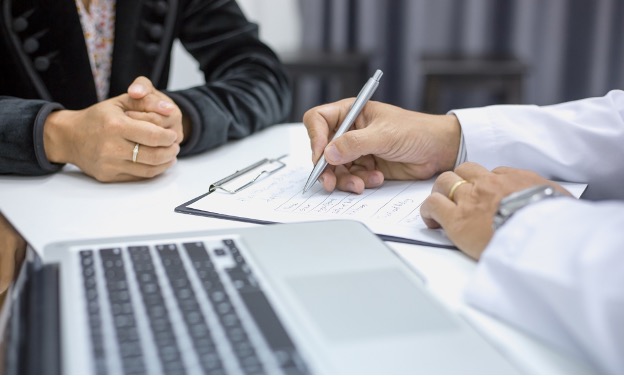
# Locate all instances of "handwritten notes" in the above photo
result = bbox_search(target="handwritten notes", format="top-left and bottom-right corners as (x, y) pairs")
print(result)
(184, 155), (587, 247)
(188, 156), (453, 246)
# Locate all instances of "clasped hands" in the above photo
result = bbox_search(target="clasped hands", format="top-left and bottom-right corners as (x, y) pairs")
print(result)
(44, 76), (184, 182)
(2, 78), (184, 295)
(304, 99), (572, 259)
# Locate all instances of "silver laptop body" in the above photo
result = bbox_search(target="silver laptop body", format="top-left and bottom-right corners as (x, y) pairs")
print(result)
(9, 220), (518, 374)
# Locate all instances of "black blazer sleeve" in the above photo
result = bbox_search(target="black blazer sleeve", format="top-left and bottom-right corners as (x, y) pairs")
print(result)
(167, 0), (292, 156)
(0, 96), (64, 175)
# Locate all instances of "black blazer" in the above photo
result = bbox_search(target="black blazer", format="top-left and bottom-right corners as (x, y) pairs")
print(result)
(0, 0), (291, 175)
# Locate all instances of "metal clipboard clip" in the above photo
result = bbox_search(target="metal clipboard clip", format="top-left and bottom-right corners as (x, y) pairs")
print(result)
(208, 154), (288, 194)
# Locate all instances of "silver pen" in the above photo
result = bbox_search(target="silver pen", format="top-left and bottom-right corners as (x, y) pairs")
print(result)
(303, 69), (383, 193)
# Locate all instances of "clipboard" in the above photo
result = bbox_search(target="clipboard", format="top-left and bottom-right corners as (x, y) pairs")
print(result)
(208, 154), (288, 194)
(175, 155), (290, 225)
(175, 154), (458, 250)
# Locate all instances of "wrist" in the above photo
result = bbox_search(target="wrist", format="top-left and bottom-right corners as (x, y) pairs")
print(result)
(437, 114), (462, 172)
(493, 185), (565, 229)
(43, 110), (78, 164)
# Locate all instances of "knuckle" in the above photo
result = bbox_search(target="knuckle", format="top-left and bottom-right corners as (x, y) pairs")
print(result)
(149, 147), (177, 165)
(143, 165), (165, 178)
(454, 162), (472, 174)
(106, 116), (125, 131)
(147, 113), (161, 125)
(437, 171), (456, 184)
(302, 107), (319, 124)
(142, 93), (159, 109)
(139, 149), (154, 165)
(93, 170), (114, 183)
(145, 128), (162, 146)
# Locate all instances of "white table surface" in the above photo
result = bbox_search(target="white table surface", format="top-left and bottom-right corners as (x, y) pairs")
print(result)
(0, 123), (593, 374)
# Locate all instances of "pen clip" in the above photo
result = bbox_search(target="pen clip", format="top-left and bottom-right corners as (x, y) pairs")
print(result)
(209, 154), (288, 194)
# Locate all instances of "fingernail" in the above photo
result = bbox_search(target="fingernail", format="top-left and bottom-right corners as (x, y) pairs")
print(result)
(129, 83), (146, 95)
(159, 100), (175, 110)
(319, 176), (325, 184)
(324, 144), (341, 162)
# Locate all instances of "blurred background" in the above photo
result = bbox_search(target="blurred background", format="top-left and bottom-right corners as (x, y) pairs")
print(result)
(169, 0), (624, 122)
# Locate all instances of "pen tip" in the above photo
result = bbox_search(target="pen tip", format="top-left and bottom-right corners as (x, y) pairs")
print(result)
(303, 178), (314, 193)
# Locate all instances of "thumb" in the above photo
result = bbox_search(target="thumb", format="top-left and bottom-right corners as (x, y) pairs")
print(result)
(324, 127), (387, 165)
(127, 76), (156, 99)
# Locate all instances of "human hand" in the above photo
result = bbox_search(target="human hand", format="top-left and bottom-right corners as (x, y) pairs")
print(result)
(303, 99), (461, 193)
(126, 76), (186, 144)
(420, 162), (573, 259)
(43, 92), (180, 182)
(0, 213), (26, 295)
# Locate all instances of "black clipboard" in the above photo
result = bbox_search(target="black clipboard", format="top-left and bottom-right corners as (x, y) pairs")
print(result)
(175, 154), (458, 250)
(175, 155), (288, 225)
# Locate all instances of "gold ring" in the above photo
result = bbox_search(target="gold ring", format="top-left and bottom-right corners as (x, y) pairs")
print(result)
(448, 179), (468, 202)
(132, 143), (140, 163)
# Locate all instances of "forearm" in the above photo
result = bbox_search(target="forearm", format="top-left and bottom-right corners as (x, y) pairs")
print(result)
(452, 90), (624, 200)
(167, 55), (291, 156)
(172, 0), (291, 156)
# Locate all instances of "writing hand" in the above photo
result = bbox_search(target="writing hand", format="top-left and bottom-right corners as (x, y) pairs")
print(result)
(303, 99), (461, 193)
(420, 162), (572, 259)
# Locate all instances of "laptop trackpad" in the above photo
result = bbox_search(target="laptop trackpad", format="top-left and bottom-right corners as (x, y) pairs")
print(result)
(287, 269), (457, 343)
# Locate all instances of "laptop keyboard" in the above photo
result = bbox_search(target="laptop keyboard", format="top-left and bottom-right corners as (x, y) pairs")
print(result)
(79, 237), (309, 374)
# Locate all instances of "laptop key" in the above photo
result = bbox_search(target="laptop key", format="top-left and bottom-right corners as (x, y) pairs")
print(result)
(81, 250), (107, 374)
(128, 245), (185, 374)
(157, 243), (225, 374)
(82, 238), (313, 375)
(222, 241), (310, 375)
(183, 241), (262, 374)
(100, 247), (147, 374)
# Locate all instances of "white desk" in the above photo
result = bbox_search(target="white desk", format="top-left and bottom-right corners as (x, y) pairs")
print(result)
(0, 123), (592, 374)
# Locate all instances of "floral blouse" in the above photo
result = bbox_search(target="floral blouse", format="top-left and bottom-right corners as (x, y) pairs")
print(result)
(75, 0), (116, 102)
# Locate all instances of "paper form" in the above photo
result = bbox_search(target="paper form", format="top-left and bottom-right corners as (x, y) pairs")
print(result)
(188, 156), (454, 246)
(185, 155), (587, 247)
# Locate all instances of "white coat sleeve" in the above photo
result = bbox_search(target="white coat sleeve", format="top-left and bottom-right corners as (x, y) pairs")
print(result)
(464, 198), (624, 373)
(452, 90), (624, 200)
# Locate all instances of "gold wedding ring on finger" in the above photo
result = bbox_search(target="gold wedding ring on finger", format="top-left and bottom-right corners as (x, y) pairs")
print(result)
(132, 143), (140, 163)
(448, 179), (468, 202)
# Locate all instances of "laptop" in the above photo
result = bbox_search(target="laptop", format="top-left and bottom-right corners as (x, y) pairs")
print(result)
(0, 220), (518, 374)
